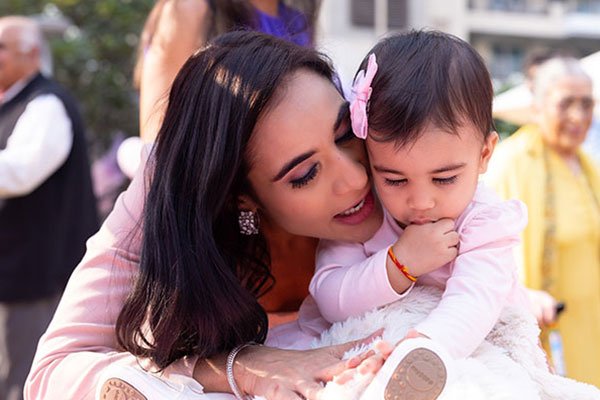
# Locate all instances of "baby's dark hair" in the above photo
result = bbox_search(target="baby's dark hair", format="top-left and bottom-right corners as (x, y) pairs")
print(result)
(362, 30), (494, 147)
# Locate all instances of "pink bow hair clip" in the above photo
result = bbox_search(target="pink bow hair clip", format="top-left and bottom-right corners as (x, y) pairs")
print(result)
(349, 53), (378, 139)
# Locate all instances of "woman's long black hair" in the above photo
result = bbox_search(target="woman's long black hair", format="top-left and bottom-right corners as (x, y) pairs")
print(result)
(117, 31), (336, 369)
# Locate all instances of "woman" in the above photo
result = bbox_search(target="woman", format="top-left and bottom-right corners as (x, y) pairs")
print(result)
(25, 32), (456, 399)
(127, 2), (322, 326)
(487, 57), (600, 386)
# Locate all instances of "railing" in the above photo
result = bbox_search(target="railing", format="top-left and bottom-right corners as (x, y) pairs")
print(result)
(469, 0), (600, 14)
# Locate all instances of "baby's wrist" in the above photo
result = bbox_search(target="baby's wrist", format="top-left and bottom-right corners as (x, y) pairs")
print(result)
(388, 246), (418, 281)
(386, 246), (417, 294)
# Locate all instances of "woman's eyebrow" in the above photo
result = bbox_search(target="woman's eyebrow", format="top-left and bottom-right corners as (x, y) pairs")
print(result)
(272, 151), (316, 182)
(333, 101), (350, 131)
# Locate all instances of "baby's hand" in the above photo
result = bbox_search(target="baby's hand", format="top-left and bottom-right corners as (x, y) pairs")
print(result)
(392, 219), (459, 278)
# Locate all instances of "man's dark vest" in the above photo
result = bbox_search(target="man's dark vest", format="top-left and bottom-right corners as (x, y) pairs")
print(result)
(0, 73), (98, 302)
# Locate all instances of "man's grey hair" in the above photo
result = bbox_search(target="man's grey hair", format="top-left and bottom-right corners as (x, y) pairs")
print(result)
(0, 16), (43, 53)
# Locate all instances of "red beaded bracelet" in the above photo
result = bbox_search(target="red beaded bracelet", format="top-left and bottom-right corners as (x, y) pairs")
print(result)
(387, 246), (417, 282)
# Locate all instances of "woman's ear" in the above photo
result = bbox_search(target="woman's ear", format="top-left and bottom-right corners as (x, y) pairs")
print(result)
(479, 131), (499, 174)
(237, 194), (259, 212)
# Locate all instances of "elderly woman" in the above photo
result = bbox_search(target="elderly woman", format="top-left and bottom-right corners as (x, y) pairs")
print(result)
(486, 57), (600, 386)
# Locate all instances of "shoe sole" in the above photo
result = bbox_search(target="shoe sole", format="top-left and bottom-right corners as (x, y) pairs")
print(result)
(383, 347), (447, 400)
(98, 378), (147, 400)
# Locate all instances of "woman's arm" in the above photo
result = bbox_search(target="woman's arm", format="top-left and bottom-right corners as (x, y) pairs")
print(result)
(195, 339), (385, 400)
(139, 0), (210, 142)
(24, 150), (168, 399)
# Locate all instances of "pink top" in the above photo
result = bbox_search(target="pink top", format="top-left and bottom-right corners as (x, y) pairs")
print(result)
(24, 152), (207, 399)
(310, 184), (531, 359)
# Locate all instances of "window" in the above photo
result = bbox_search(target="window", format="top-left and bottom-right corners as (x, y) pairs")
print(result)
(351, 0), (408, 29)
(491, 43), (525, 79)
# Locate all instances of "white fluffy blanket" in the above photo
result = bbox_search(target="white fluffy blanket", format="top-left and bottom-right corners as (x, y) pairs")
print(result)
(313, 286), (600, 400)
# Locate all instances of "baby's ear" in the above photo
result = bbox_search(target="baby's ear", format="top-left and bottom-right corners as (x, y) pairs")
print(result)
(479, 131), (499, 174)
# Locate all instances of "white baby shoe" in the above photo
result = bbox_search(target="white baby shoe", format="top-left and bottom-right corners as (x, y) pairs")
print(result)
(96, 363), (216, 400)
(359, 337), (453, 400)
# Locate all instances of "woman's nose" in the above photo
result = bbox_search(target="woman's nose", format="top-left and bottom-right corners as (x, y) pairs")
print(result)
(568, 101), (593, 124)
(332, 156), (368, 195)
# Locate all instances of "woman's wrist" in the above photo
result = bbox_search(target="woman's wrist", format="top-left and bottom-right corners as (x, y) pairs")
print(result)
(192, 344), (262, 396)
(227, 343), (258, 399)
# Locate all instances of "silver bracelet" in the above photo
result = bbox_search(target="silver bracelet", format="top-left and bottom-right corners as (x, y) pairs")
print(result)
(226, 342), (256, 400)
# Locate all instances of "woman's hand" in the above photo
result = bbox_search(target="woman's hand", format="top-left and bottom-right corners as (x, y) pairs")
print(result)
(330, 340), (395, 386)
(236, 333), (384, 400)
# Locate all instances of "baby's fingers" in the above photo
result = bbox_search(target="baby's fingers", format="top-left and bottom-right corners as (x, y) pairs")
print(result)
(356, 354), (385, 375)
(444, 231), (460, 248)
(432, 218), (455, 233)
(373, 340), (394, 359)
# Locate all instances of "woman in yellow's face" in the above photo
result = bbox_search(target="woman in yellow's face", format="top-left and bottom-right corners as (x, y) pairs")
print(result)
(537, 74), (594, 157)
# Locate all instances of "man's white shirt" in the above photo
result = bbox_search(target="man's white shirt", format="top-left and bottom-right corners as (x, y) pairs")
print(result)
(0, 78), (73, 198)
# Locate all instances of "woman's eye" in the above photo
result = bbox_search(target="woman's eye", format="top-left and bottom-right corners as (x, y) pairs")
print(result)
(290, 164), (318, 189)
(433, 176), (457, 185)
(335, 128), (355, 145)
(384, 178), (407, 186)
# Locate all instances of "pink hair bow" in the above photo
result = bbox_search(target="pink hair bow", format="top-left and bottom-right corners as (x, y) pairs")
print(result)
(349, 53), (378, 139)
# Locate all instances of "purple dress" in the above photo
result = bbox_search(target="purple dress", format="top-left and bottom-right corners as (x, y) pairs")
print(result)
(255, 2), (312, 47)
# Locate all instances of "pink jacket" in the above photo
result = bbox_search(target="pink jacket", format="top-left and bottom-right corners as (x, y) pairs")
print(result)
(310, 184), (531, 359)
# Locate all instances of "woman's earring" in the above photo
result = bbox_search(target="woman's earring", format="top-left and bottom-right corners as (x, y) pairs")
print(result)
(238, 210), (259, 235)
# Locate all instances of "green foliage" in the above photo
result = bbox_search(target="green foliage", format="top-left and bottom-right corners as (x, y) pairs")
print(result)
(0, 0), (154, 155)
(494, 118), (521, 140)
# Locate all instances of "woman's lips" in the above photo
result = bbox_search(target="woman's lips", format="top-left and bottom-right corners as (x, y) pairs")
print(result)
(334, 191), (375, 225)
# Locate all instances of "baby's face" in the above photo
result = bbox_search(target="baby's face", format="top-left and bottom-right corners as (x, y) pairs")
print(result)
(366, 122), (497, 228)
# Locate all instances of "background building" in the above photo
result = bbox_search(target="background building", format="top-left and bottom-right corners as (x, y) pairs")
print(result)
(318, 0), (600, 89)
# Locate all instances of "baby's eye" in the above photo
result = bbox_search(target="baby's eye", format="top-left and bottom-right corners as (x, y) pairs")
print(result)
(384, 178), (407, 186)
(433, 176), (457, 185)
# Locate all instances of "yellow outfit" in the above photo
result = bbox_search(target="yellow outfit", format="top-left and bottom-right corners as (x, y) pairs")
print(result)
(486, 125), (600, 387)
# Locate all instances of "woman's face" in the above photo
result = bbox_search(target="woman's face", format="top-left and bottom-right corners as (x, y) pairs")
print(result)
(537, 75), (594, 156)
(246, 70), (383, 243)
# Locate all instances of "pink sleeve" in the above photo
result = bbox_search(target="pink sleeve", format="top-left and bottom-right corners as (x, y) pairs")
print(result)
(309, 240), (411, 323)
(415, 200), (528, 359)
(24, 150), (198, 399)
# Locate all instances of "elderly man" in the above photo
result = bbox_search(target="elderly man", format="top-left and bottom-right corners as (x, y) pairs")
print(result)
(0, 16), (98, 400)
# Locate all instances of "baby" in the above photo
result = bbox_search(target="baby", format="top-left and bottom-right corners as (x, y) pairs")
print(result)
(310, 30), (532, 399)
